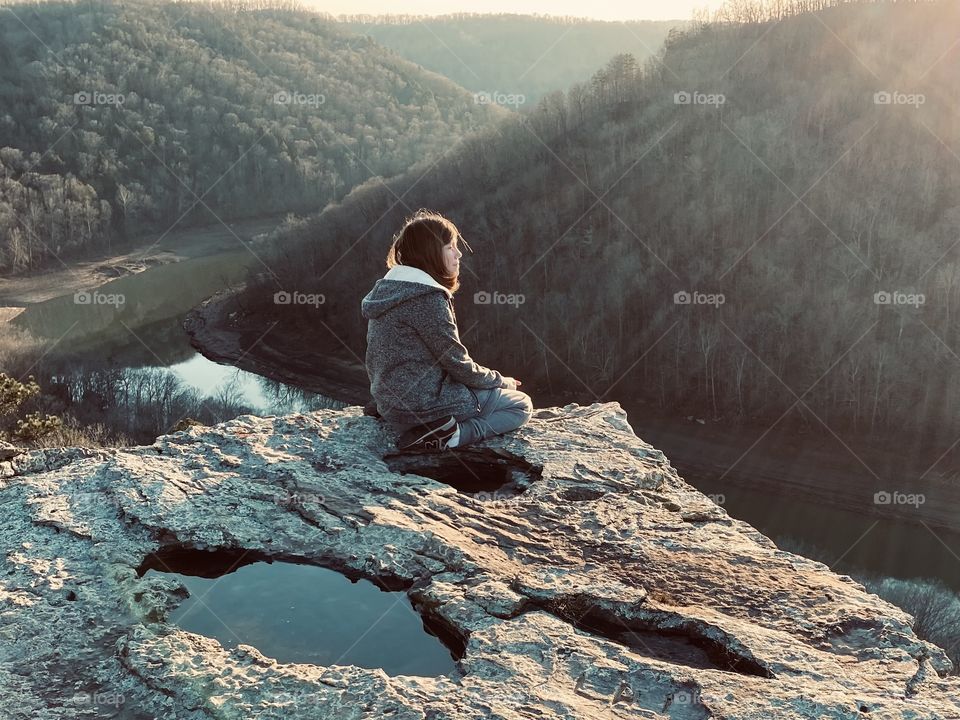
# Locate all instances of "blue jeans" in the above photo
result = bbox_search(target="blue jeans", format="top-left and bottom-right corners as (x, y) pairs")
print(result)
(392, 387), (533, 447)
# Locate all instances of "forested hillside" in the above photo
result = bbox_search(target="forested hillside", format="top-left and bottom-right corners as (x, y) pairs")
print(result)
(238, 0), (960, 450)
(337, 13), (681, 108)
(0, 0), (508, 273)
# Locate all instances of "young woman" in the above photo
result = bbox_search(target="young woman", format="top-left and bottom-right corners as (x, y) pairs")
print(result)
(361, 209), (533, 451)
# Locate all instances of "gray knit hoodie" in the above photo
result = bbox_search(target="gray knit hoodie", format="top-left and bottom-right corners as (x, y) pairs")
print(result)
(361, 264), (505, 426)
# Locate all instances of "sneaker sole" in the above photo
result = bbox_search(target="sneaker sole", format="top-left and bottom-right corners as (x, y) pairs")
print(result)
(398, 417), (456, 450)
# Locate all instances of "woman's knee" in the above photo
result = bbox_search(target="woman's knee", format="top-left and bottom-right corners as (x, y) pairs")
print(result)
(512, 391), (534, 424)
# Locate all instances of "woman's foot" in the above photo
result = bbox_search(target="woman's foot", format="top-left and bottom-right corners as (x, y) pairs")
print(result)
(396, 415), (459, 452)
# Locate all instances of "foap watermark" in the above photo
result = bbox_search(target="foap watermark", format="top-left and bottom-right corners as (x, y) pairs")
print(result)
(73, 90), (125, 106)
(471, 490), (516, 508)
(273, 91), (326, 107)
(68, 490), (123, 511)
(674, 90), (726, 107)
(874, 490), (925, 508)
(674, 290), (725, 307)
(474, 290), (525, 307)
(706, 493), (726, 506)
(273, 490), (326, 508)
(74, 290), (125, 307)
(462, 682), (528, 706)
(874, 290), (924, 307)
(262, 688), (328, 705)
(473, 90), (526, 109)
(669, 688), (723, 706)
(71, 690), (125, 708)
(874, 91), (925, 108)
(273, 290), (325, 307)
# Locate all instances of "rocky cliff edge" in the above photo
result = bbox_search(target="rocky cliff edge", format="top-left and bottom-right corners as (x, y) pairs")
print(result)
(1, 402), (957, 719)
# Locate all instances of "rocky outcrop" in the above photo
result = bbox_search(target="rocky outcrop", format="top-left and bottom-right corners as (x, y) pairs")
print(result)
(0, 402), (956, 719)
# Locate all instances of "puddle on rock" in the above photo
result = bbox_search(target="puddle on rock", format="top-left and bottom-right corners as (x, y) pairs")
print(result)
(140, 551), (458, 677)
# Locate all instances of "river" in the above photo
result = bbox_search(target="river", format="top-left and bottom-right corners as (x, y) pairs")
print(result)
(8, 245), (345, 418)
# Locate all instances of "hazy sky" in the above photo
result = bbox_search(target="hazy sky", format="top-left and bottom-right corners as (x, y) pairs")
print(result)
(309, 1), (726, 22)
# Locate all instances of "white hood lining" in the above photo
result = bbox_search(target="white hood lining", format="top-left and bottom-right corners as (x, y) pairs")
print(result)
(383, 264), (451, 296)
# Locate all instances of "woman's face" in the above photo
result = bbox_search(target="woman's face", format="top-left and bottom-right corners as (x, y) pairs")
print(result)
(443, 237), (462, 275)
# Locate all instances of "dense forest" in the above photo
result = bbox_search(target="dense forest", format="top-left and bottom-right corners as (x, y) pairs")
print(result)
(234, 0), (960, 451)
(0, 0), (508, 273)
(336, 13), (681, 108)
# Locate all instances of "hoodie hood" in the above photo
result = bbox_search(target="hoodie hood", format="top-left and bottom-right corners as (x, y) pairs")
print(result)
(361, 264), (451, 319)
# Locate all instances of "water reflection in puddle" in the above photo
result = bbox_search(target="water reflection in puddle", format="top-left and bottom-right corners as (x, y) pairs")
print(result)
(144, 560), (458, 677)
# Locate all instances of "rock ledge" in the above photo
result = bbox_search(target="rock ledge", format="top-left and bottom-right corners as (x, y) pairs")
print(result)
(1, 402), (956, 719)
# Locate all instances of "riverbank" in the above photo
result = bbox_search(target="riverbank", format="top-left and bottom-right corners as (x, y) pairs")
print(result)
(183, 286), (370, 406)
(186, 285), (960, 538)
(0, 214), (285, 308)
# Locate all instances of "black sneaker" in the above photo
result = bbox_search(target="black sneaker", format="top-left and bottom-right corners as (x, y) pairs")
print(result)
(396, 415), (457, 452)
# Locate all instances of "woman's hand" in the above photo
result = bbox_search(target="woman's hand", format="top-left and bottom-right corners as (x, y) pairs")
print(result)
(502, 376), (522, 390)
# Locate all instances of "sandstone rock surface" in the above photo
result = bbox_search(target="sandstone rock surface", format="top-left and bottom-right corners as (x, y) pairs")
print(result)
(1, 402), (956, 719)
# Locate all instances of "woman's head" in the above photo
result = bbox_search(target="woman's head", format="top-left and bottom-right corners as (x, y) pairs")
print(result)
(386, 209), (472, 293)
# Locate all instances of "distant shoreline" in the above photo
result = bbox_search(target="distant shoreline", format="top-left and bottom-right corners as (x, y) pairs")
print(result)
(0, 214), (284, 307)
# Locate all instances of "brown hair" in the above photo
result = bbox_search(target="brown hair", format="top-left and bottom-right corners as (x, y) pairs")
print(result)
(385, 209), (472, 294)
